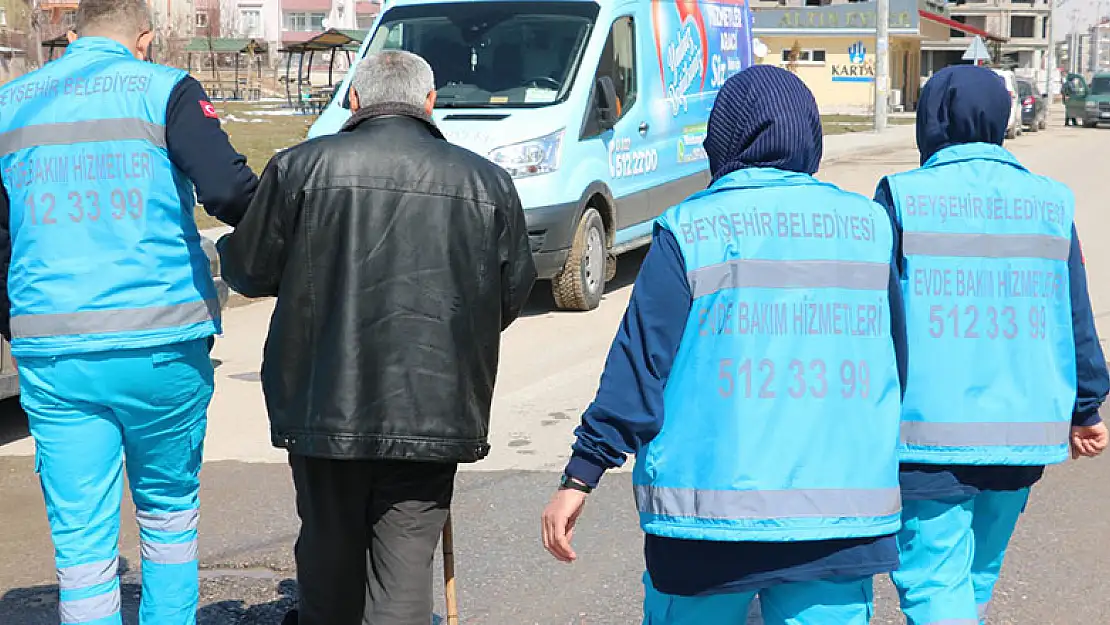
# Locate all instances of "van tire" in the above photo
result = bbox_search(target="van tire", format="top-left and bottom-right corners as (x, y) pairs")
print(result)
(1006, 125), (1017, 139)
(552, 208), (607, 311)
(1084, 120), (1098, 128)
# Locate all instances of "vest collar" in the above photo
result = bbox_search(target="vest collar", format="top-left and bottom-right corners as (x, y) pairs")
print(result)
(922, 143), (1026, 172)
(707, 167), (822, 192)
(65, 37), (134, 58)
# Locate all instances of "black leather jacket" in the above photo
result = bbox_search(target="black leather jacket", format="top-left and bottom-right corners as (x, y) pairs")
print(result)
(218, 103), (536, 463)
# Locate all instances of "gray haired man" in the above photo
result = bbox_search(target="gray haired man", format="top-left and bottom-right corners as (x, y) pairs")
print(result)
(218, 51), (535, 625)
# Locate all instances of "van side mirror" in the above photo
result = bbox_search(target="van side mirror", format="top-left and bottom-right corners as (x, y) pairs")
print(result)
(596, 76), (619, 131)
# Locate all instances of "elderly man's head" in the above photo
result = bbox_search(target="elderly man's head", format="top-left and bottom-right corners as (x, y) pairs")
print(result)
(349, 51), (437, 115)
(70, 0), (155, 59)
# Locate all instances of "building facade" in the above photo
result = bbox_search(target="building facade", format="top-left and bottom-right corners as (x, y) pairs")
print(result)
(0, 0), (30, 83)
(1087, 20), (1110, 74)
(751, 0), (962, 113)
(922, 0), (1050, 80)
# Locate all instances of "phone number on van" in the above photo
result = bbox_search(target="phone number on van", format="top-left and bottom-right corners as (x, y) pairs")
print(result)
(609, 140), (659, 179)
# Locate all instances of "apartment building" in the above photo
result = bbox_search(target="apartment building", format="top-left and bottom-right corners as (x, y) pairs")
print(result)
(1087, 19), (1110, 73)
(0, 0), (30, 83)
(921, 0), (1051, 78)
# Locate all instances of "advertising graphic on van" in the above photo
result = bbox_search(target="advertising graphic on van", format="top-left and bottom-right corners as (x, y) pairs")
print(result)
(651, 0), (752, 164)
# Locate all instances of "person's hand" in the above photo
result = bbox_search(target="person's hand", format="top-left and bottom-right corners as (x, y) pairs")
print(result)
(542, 487), (588, 563)
(1071, 422), (1109, 459)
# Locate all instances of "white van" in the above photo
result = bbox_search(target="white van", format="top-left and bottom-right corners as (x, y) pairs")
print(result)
(309, 0), (755, 310)
(991, 68), (1023, 139)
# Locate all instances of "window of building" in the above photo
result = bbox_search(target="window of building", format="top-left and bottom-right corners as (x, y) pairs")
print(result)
(584, 16), (637, 137)
(781, 48), (827, 64)
(356, 13), (377, 29)
(240, 8), (263, 37)
(0, 8), (7, 27)
(195, 11), (208, 28)
(285, 12), (327, 32)
(1011, 15), (1036, 38)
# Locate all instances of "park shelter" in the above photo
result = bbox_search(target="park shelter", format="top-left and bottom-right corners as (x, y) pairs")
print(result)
(279, 28), (367, 112)
(184, 37), (269, 101)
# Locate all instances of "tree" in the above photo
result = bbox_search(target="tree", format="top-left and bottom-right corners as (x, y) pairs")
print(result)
(786, 40), (802, 74)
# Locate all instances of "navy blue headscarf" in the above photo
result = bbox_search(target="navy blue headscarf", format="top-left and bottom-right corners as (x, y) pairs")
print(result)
(703, 65), (823, 181)
(916, 65), (1011, 164)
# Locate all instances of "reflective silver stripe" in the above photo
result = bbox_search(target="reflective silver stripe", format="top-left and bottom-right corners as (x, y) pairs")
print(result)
(0, 118), (166, 158)
(11, 299), (219, 339)
(140, 538), (198, 565)
(137, 508), (199, 533)
(901, 421), (1069, 448)
(57, 556), (118, 590)
(635, 485), (901, 520)
(978, 602), (990, 619)
(59, 586), (120, 624)
(687, 259), (889, 299)
(924, 620), (979, 625)
(903, 232), (1069, 261)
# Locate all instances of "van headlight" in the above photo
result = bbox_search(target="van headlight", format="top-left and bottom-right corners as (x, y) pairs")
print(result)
(1086, 100), (1098, 109)
(488, 129), (564, 178)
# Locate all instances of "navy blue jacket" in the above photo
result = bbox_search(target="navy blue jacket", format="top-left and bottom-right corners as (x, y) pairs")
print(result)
(0, 74), (257, 340)
(563, 66), (904, 597)
(876, 65), (1109, 500)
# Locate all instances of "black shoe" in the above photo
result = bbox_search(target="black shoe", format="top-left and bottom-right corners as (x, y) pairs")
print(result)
(281, 609), (299, 625)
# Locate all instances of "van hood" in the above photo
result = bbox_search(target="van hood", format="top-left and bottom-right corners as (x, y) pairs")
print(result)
(431, 107), (567, 157)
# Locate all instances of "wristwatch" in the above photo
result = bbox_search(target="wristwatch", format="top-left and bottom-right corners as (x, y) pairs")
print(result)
(559, 474), (593, 494)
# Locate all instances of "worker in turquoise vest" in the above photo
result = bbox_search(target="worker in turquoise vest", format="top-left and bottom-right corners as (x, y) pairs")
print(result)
(873, 65), (1110, 625)
(541, 66), (908, 624)
(0, 0), (257, 622)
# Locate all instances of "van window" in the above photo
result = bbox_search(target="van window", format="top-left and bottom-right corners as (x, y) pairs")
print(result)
(582, 16), (637, 137)
(1090, 76), (1110, 95)
(1017, 81), (1032, 98)
(361, 1), (599, 108)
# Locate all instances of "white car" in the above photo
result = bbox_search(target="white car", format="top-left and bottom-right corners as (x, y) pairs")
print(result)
(991, 68), (1023, 139)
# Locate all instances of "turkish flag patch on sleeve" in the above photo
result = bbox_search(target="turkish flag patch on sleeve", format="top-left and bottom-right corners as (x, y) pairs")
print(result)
(200, 101), (219, 119)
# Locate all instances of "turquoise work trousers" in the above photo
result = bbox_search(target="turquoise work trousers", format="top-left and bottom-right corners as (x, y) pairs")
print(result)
(21, 339), (213, 625)
(891, 489), (1031, 625)
(643, 572), (874, 624)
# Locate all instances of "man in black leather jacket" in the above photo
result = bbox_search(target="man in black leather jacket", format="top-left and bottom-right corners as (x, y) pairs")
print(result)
(217, 50), (536, 625)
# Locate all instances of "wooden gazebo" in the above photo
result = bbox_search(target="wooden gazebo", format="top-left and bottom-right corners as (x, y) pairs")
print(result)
(184, 37), (269, 101)
(279, 28), (366, 113)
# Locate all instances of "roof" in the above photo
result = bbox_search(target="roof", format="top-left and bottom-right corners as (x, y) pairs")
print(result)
(280, 28), (368, 53)
(184, 38), (269, 53)
(919, 10), (1008, 43)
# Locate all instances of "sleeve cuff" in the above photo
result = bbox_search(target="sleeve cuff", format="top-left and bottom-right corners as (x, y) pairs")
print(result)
(1073, 405), (1104, 428)
(564, 452), (608, 489)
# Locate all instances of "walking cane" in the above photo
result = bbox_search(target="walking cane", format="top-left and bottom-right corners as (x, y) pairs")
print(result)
(442, 511), (459, 625)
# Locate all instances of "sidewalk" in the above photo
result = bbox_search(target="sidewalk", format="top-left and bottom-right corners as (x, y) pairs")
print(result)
(822, 123), (916, 164)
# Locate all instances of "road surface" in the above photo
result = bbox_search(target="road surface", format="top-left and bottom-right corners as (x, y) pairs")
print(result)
(2, 120), (1109, 624)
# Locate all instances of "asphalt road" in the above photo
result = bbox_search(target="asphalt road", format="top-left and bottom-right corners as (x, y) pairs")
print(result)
(2, 120), (1110, 624)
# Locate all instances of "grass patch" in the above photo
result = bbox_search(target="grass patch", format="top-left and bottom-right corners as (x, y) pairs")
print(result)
(195, 100), (316, 230)
(821, 114), (914, 136)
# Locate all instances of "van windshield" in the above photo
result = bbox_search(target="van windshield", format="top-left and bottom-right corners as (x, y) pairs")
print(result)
(365, 1), (599, 108)
(1090, 76), (1110, 95)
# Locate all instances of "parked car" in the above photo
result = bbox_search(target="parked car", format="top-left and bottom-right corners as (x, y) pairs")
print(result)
(1016, 79), (1047, 132)
(0, 236), (230, 401)
(991, 69), (1023, 139)
(308, 0), (756, 311)
(1063, 72), (1110, 127)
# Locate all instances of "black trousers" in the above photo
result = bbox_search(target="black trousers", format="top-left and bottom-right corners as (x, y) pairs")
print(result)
(289, 454), (457, 625)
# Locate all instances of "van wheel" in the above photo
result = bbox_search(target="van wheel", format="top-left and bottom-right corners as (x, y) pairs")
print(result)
(1084, 120), (1098, 128)
(1006, 125), (1017, 139)
(1038, 117), (1047, 130)
(552, 208), (607, 311)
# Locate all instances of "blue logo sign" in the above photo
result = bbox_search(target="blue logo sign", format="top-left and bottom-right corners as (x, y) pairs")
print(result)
(832, 40), (874, 83)
(848, 41), (866, 64)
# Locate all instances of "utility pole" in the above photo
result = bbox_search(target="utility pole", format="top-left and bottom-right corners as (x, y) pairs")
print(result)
(874, 0), (889, 132)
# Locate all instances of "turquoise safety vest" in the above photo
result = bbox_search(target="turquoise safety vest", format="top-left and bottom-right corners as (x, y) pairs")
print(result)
(887, 143), (1076, 466)
(0, 37), (220, 357)
(640, 168), (902, 542)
